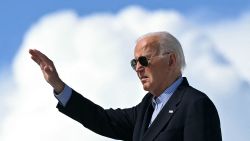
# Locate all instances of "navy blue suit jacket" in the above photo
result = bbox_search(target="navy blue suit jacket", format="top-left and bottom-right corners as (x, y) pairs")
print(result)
(57, 78), (222, 141)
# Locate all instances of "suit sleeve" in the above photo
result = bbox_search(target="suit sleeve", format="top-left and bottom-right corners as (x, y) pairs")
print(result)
(184, 96), (222, 141)
(56, 89), (138, 141)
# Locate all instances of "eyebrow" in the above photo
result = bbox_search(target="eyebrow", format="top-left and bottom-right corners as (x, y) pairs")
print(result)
(143, 54), (152, 58)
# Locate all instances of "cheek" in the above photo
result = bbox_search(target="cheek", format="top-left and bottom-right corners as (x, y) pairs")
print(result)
(148, 68), (162, 84)
(149, 74), (157, 86)
(145, 68), (152, 80)
(146, 72), (156, 85)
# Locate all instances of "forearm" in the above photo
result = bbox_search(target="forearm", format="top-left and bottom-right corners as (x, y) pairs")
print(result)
(53, 79), (65, 94)
(56, 90), (135, 140)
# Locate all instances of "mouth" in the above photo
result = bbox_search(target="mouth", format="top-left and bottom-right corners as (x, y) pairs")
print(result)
(140, 76), (149, 83)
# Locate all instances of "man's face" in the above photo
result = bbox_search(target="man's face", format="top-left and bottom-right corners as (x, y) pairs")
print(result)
(134, 36), (170, 96)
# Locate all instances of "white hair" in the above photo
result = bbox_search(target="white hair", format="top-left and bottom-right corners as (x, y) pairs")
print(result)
(137, 31), (186, 71)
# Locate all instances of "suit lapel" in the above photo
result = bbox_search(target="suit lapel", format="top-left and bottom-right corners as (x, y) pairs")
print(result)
(139, 101), (154, 141)
(142, 78), (189, 140)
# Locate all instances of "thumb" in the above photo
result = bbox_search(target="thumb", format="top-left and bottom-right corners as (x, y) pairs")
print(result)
(44, 65), (52, 74)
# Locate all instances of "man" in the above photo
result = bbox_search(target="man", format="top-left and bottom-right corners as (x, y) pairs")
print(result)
(29, 31), (222, 141)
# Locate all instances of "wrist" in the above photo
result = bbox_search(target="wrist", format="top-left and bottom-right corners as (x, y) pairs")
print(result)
(53, 80), (65, 94)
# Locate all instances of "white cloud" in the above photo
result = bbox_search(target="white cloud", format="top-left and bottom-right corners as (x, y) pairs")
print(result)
(0, 6), (249, 141)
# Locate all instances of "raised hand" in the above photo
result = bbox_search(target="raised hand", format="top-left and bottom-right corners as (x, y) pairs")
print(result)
(29, 49), (65, 93)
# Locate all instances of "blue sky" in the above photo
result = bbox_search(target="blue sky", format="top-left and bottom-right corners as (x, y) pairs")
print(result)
(1, 0), (250, 68)
(1, 1), (250, 141)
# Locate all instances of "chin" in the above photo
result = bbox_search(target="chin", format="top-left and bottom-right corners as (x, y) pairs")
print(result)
(142, 84), (151, 91)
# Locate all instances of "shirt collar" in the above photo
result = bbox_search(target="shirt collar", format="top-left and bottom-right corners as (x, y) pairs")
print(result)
(152, 76), (183, 107)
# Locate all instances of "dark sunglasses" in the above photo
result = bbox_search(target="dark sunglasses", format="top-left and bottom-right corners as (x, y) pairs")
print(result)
(130, 52), (171, 70)
(130, 56), (150, 70)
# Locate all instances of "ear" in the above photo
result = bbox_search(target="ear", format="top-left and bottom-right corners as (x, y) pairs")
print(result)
(168, 53), (177, 67)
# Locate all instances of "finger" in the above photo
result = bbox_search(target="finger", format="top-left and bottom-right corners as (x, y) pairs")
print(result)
(29, 49), (36, 55)
(29, 49), (54, 68)
(29, 49), (35, 55)
(31, 55), (42, 65)
(31, 53), (49, 71)
(29, 49), (50, 63)
(33, 49), (52, 63)
(32, 57), (47, 71)
(29, 49), (42, 64)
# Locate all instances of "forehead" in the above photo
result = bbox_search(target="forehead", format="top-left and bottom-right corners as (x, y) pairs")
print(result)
(134, 36), (160, 56)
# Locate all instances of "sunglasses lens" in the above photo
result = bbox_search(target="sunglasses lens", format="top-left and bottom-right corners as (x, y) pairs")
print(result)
(138, 56), (149, 67)
(130, 56), (149, 70)
(130, 59), (137, 70)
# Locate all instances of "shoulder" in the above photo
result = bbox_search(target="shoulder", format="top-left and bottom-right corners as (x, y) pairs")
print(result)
(178, 77), (209, 101)
(184, 85), (207, 99)
(181, 85), (218, 112)
(176, 78), (215, 107)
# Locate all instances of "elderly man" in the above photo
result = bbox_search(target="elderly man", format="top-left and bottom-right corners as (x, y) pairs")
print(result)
(29, 31), (222, 141)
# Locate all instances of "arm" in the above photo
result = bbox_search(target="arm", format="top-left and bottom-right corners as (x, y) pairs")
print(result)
(57, 89), (137, 140)
(29, 49), (136, 140)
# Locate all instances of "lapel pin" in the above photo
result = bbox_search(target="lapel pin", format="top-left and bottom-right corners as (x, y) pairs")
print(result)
(169, 110), (174, 113)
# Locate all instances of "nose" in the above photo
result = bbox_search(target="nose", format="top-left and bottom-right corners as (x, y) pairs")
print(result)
(135, 62), (145, 72)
